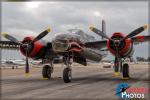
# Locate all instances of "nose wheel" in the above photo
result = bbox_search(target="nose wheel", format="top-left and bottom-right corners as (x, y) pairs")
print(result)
(63, 67), (72, 83)
(63, 57), (72, 83)
(42, 64), (53, 79)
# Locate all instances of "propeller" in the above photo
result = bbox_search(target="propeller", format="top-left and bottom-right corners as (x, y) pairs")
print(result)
(3, 33), (23, 45)
(2, 28), (51, 76)
(122, 25), (148, 40)
(89, 25), (148, 57)
(31, 28), (51, 43)
(89, 26), (112, 40)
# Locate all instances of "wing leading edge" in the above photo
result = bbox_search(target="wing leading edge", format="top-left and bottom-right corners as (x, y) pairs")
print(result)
(84, 40), (107, 49)
(84, 35), (150, 49)
(0, 41), (20, 50)
(131, 35), (150, 44)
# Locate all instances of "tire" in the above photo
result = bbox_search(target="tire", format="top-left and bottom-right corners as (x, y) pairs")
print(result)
(122, 63), (129, 78)
(114, 58), (119, 72)
(42, 65), (52, 79)
(63, 68), (72, 83)
(120, 61), (123, 72)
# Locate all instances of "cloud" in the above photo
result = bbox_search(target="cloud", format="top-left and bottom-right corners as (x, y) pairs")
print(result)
(1, 1), (149, 60)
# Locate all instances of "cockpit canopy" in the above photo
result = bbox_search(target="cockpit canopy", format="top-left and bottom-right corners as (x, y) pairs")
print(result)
(54, 29), (95, 42)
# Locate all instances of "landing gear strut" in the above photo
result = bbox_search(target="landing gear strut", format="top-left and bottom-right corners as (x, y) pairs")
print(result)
(122, 63), (129, 78)
(114, 57), (130, 79)
(114, 57), (121, 76)
(63, 57), (72, 83)
(42, 61), (53, 79)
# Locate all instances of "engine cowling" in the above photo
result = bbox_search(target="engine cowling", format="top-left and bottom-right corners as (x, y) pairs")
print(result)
(107, 32), (133, 57)
(20, 37), (46, 59)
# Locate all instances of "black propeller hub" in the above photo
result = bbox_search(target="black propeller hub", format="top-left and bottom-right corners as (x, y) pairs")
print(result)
(114, 40), (120, 46)
(109, 34), (125, 51)
(21, 39), (34, 55)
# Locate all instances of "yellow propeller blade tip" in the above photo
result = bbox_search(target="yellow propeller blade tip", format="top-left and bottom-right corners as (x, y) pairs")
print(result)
(89, 26), (94, 31)
(2, 32), (7, 37)
(46, 28), (51, 32)
(25, 73), (30, 77)
(143, 24), (148, 30)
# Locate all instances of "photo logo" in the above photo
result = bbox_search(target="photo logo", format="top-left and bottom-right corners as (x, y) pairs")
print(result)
(115, 83), (148, 99)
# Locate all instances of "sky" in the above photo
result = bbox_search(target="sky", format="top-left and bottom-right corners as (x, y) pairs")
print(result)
(1, 1), (149, 60)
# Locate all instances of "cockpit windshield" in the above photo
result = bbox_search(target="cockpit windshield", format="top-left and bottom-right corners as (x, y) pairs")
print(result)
(54, 33), (81, 42)
(53, 29), (96, 42)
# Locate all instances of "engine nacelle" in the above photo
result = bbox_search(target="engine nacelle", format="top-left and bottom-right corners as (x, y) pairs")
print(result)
(80, 48), (102, 62)
(107, 32), (133, 57)
(20, 37), (46, 59)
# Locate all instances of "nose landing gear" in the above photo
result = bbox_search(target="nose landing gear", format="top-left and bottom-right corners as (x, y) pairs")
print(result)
(63, 67), (72, 83)
(63, 57), (72, 83)
(42, 61), (54, 79)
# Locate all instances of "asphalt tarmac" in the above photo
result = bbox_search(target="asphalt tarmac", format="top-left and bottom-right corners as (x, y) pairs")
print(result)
(1, 63), (149, 100)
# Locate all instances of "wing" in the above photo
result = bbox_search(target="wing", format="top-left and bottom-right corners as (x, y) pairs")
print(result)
(0, 41), (20, 50)
(131, 35), (150, 44)
(84, 40), (107, 49)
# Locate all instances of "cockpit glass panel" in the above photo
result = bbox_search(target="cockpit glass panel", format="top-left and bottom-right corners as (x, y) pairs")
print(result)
(53, 29), (96, 43)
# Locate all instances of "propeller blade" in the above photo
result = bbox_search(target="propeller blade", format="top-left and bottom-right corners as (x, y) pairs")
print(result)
(123, 25), (148, 40)
(31, 28), (51, 43)
(2, 33), (23, 45)
(89, 26), (111, 40)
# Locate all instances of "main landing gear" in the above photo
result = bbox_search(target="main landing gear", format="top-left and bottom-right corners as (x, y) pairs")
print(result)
(122, 63), (129, 78)
(63, 57), (72, 83)
(42, 61), (54, 79)
(114, 57), (130, 79)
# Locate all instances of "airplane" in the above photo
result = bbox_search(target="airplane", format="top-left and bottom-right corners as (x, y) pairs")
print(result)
(0, 20), (149, 83)
(0, 59), (25, 65)
(0, 59), (25, 69)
